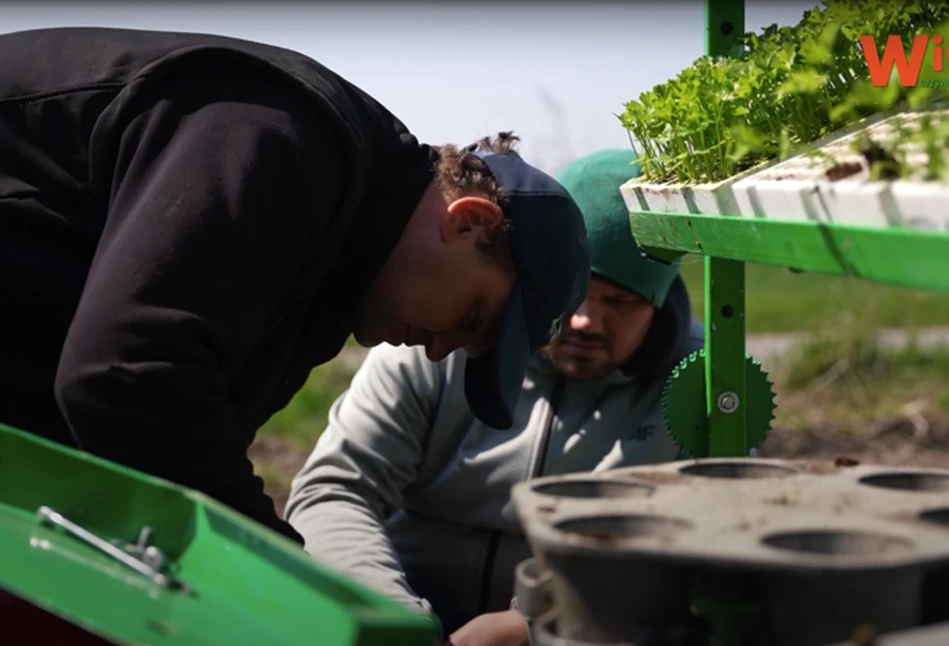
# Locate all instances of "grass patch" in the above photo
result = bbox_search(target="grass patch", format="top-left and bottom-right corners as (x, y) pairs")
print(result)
(679, 258), (949, 333)
(253, 358), (358, 506)
(258, 359), (358, 448)
(256, 462), (288, 493)
(771, 323), (949, 434)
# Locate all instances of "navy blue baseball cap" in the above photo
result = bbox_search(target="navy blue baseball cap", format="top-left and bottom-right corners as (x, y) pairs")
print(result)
(463, 150), (591, 430)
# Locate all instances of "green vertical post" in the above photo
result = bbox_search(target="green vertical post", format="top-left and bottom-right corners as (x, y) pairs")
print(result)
(704, 0), (747, 458)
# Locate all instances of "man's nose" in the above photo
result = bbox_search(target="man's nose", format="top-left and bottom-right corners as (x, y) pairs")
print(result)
(569, 300), (602, 333)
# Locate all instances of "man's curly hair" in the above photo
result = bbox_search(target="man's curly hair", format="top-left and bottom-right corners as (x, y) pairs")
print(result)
(434, 131), (519, 269)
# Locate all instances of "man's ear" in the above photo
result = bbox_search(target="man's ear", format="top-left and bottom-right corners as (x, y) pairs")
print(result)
(441, 196), (504, 243)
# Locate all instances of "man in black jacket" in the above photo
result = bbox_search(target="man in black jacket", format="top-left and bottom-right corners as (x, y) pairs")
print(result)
(0, 27), (590, 542)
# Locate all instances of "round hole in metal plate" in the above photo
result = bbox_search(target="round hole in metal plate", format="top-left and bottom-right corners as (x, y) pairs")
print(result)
(920, 507), (949, 527)
(762, 529), (914, 556)
(680, 461), (798, 479)
(555, 514), (693, 542)
(532, 478), (655, 500)
(859, 471), (949, 493)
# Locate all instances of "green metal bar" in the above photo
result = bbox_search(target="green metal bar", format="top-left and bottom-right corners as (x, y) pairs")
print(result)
(704, 0), (747, 458)
(634, 212), (949, 294)
(705, 0), (744, 56)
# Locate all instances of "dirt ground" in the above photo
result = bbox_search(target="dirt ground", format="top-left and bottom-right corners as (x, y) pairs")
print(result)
(759, 414), (949, 467)
(251, 436), (307, 514)
(252, 414), (949, 518)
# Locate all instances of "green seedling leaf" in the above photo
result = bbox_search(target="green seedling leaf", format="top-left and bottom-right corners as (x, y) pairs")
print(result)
(730, 124), (766, 162)
(618, 0), (949, 186)
(778, 128), (793, 160)
(778, 69), (829, 98)
(799, 26), (837, 66)
(907, 85), (936, 110)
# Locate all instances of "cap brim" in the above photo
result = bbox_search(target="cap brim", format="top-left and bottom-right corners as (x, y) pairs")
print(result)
(464, 283), (531, 430)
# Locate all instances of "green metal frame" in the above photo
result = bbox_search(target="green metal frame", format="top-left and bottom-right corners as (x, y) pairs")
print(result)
(632, 0), (949, 458)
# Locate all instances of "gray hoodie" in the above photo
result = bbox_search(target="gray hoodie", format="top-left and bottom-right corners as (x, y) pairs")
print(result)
(286, 277), (703, 635)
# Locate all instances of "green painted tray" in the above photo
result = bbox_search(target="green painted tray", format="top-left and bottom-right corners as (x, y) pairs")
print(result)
(0, 422), (436, 646)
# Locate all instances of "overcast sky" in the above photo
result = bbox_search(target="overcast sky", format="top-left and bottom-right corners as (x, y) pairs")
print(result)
(2, 1), (819, 173)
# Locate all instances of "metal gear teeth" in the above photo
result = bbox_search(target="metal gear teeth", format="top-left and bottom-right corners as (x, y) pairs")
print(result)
(662, 348), (778, 458)
(672, 436), (695, 458)
(750, 357), (779, 426)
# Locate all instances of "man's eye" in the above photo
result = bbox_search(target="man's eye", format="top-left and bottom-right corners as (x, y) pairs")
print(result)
(607, 296), (639, 308)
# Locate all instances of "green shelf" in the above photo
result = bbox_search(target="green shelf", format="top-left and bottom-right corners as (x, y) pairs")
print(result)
(633, 211), (949, 294)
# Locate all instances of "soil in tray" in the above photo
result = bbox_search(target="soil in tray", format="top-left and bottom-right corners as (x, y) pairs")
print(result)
(825, 142), (902, 182)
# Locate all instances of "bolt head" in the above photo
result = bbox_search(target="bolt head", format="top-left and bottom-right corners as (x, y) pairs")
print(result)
(717, 391), (740, 413)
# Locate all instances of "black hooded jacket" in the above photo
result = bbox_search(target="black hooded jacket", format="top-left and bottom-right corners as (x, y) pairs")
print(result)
(0, 27), (437, 540)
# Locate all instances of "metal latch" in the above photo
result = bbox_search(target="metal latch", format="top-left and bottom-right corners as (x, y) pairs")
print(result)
(36, 506), (190, 592)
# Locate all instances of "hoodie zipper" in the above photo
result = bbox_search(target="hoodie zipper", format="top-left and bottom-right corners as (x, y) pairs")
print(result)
(532, 376), (567, 478)
(476, 376), (567, 615)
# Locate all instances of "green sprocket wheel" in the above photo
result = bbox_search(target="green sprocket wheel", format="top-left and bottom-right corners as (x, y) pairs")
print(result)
(661, 349), (776, 458)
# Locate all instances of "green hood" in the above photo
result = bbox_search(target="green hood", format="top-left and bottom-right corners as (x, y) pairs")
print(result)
(556, 149), (681, 307)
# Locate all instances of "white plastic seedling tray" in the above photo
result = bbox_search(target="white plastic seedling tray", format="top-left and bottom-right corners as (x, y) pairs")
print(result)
(616, 113), (879, 219)
(618, 161), (766, 218)
(620, 109), (949, 234)
(731, 108), (949, 232)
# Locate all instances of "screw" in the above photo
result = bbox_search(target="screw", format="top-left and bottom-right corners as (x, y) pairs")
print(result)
(143, 545), (166, 571)
(717, 391), (739, 413)
(133, 526), (153, 553)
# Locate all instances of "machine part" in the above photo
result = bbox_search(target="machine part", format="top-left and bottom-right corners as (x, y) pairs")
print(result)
(690, 571), (763, 646)
(0, 421), (438, 646)
(36, 507), (181, 590)
(543, 545), (695, 643)
(512, 458), (949, 646)
(701, 0), (747, 462)
(759, 566), (923, 646)
(661, 349), (776, 458)
(716, 391), (739, 414)
(110, 525), (167, 572)
(514, 557), (554, 622)
(531, 606), (713, 646)
(531, 608), (635, 646)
